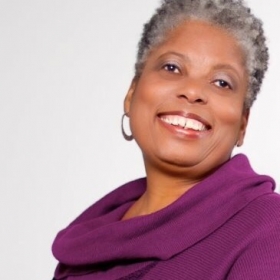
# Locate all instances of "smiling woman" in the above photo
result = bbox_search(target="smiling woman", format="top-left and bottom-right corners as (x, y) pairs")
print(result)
(124, 20), (249, 189)
(52, 0), (280, 279)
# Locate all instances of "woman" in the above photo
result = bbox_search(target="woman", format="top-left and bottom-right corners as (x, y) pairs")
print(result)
(52, 0), (280, 279)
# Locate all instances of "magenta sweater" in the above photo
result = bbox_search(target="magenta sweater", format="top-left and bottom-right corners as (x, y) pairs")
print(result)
(52, 154), (280, 279)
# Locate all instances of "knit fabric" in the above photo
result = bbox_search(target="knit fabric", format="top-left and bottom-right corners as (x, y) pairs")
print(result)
(52, 154), (280, 279)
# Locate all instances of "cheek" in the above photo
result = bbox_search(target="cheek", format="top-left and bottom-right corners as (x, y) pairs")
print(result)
(129, 80), (165, 116)
(128, 86), (154, 138)
(130, 71), (176, 107)
(213, 102), (245, 150)
(215, 96), (244, 125)
(128, 79), (167, 149)
(224, 107), (242, 125)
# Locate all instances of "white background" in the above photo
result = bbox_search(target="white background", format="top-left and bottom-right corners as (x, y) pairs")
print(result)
(0, 1), (279, 279)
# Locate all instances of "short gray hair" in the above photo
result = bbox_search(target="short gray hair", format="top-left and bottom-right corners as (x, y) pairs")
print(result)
(135, 0), (269, 108)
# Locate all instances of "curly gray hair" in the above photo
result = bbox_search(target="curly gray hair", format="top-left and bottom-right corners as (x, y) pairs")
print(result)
(135, 0), (269, 108)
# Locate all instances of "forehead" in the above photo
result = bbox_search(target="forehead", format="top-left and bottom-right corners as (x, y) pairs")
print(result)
(148, 20), (247, 70)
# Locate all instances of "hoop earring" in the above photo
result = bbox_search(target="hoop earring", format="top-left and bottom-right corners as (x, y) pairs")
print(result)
(236, 140), (241, 147)
(121, 113), (133, 141)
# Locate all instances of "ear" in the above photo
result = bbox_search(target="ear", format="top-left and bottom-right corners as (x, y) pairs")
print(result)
(237, 109), (250, 147)
(123, 78), (137, 116)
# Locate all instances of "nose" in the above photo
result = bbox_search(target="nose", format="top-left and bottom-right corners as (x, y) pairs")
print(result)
(176, 78), (207, 104)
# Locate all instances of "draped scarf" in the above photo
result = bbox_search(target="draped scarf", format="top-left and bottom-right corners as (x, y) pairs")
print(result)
(52, 154), (275, 279)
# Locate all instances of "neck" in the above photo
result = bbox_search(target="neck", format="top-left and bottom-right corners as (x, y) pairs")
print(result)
(122, 163), (201, 220)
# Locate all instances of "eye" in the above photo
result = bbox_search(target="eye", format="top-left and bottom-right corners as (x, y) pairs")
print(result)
(213, 79), (232, 90)
(163, 63), (180, 74)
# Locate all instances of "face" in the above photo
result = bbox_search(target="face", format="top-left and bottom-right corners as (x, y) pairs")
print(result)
(124, 20), (249, 179)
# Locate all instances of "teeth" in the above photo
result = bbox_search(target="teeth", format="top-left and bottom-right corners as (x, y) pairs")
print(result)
(173, 117), (179, 125)
(161, 115), (207, 131)
(178, 117), (185, 127)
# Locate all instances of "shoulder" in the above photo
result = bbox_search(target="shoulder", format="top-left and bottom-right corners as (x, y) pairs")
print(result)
(226, 193), (280, 279)
(241, 192), (280, 224)
(228, 192), (280, 278)
(231, 192), (280, 238)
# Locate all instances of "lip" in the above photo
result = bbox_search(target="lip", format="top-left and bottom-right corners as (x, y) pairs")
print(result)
(157, 111), (212, 138)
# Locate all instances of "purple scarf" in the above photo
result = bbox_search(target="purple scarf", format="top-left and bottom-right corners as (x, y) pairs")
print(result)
(52, 154), (275, 279)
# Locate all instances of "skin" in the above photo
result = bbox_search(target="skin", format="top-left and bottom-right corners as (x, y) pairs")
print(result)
(122, 20), (249, 220)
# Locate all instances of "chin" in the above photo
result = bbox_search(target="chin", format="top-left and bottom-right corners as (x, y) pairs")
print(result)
(153, 151), (203, 172)
(154, 148), (232, 176)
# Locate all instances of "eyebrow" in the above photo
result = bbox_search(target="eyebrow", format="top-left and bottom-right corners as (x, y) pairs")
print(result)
(157, 51), (190, 62)
(212, 64), (239, 72)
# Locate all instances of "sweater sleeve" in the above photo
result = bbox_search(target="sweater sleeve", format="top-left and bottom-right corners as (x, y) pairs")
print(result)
(227, 224), (280, 280)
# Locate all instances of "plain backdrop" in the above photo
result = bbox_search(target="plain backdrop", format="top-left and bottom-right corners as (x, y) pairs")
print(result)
(0, 1), (279, 279)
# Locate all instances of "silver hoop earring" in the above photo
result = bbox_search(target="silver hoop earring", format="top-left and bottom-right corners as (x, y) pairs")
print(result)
(121, 113), (133, 141)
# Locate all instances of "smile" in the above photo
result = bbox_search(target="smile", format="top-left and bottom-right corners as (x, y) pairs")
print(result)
(160, 115), (209, 131)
